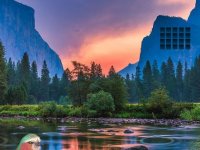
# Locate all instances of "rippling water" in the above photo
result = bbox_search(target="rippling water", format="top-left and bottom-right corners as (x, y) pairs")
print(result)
(0, 119), (200, 150)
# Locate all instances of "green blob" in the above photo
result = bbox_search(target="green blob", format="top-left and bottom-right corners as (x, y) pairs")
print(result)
(16, 134), (40, 150)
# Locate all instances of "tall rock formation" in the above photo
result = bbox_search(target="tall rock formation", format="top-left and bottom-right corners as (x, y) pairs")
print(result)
(137, 0), (200, 71)
(120, 0), (200, 76)
(0, 0), (64, 77)
(188, 0), (200, 26)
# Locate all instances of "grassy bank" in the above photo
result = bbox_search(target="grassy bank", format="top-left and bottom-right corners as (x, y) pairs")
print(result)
(0, 102), (198, 120)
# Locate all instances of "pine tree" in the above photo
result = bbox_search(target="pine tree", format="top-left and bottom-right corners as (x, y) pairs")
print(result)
(90, 61), (96, 80)
(161, 62), (167, 87)
(152, 60), (161, 90)
(69, 61), (91, 105)
(143, 61), (153, 98)
(183, 62), (191, 101)
(135, 66), (143, 101)
(20, 52), (31, 93)
(71, 61), (90, 80)
(190, 57), (200, 102)
(90, 62), (103, 80)
(30, 61), (39, 101)
(60, 68), (71, 97)
(108, 65), (116, 77)
(109, 75), (128, 110)
(15, 60), (21, 84)
(6, 85), (27, 105)
(135, 66), (141, 81)
(125, 73), (136, 102)
(97, 74), (128, 110)
(15, 84), (28, 105)
(7, 58), (16, 86)
(152, 60), (160, 80)
(5, 86), (15, 105)
(131, 74), (134, 80)
(0, 41), (7, 103)
(40, 60), (50, 101)
(126, 73), (130, 80)
(97, 64), (103, 78)
(50, 74), (60, 101)
(166, 57), (176, 98)
(176, 61), (183, 101)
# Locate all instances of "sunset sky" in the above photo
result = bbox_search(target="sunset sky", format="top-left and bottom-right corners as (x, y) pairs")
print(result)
(16, 0), (195, 73)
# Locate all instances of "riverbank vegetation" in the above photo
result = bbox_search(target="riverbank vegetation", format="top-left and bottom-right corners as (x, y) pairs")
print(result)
(1, 39), (200, 120)
(0, 88), (198, 120)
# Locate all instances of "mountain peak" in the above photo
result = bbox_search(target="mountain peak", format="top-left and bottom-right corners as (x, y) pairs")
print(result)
(0, 0), (64, 77)
(188, 0), (200, 26)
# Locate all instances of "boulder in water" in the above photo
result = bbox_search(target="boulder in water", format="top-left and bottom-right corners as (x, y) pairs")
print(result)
(124, 129), (134, 134)
(125, 145), (148, 150)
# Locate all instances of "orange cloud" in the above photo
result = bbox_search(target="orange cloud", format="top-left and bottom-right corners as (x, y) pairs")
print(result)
(61, 26), (151, 74)
(60, 1), (195, 74)
(156, 0), (194, 5)
(156, 0), (195, 19)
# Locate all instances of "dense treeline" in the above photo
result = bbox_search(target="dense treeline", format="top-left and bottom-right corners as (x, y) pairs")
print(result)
(0, 42), (128, 110)
(1, 39), (200, 107)
(126, 57), (200, 103)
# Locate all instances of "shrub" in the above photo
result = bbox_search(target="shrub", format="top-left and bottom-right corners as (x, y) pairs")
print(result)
(124, 104), (146, 113)
(144, 88), (175, 118)
(38, 101), (57, 117)
(181, 106), (200, 121)
(68, 106), (83, 117)
(114, 112), (132, 118)
(0, 105), (11, 112)
(55, 105), (68, 117)
(180, 109), (193, 120)
(172, 103), (194, 118)
(191, 106), (200, 120)
(0, 105), (39, 116)
(85, 91), (115, 117)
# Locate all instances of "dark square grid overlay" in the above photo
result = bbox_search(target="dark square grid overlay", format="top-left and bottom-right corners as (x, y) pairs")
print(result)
(160, 27), (191, 50)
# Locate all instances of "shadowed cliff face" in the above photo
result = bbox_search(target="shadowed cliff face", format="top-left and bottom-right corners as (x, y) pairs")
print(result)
(118, 63), (138, 78)
(188, 0), (200, 26)
(137, 0), (200, 70)
(0, 0), (63, 77)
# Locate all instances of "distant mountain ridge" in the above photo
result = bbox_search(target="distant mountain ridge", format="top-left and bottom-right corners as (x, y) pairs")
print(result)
(119, 0), (200, 76)
(0, 0), (64, 77)
(118, 63), (138, 78)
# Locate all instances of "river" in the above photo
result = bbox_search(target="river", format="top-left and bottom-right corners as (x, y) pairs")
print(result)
(0, 118), (200, 150)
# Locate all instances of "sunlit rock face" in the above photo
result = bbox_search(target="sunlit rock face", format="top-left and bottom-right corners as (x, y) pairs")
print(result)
(0, 0), (63, 77)
(138, 0), (200, 70)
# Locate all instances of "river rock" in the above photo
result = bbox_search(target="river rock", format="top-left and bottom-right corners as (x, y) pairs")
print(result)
(17, 126), (25, 129)
(125, 145), (148, 150)
(107, 129), (115, 132)
(99, 129), (104, 132)
(124, 129), (134, 134)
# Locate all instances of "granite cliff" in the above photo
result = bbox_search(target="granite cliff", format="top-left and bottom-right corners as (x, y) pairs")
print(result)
(0, 0), (64, 77)
(120, 0), (200, 76)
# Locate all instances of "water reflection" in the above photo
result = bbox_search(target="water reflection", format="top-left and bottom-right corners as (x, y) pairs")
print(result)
(0, 119), (200, 150)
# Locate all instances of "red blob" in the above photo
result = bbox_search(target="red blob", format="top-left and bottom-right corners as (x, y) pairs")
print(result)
(20, 143), (32, 150)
